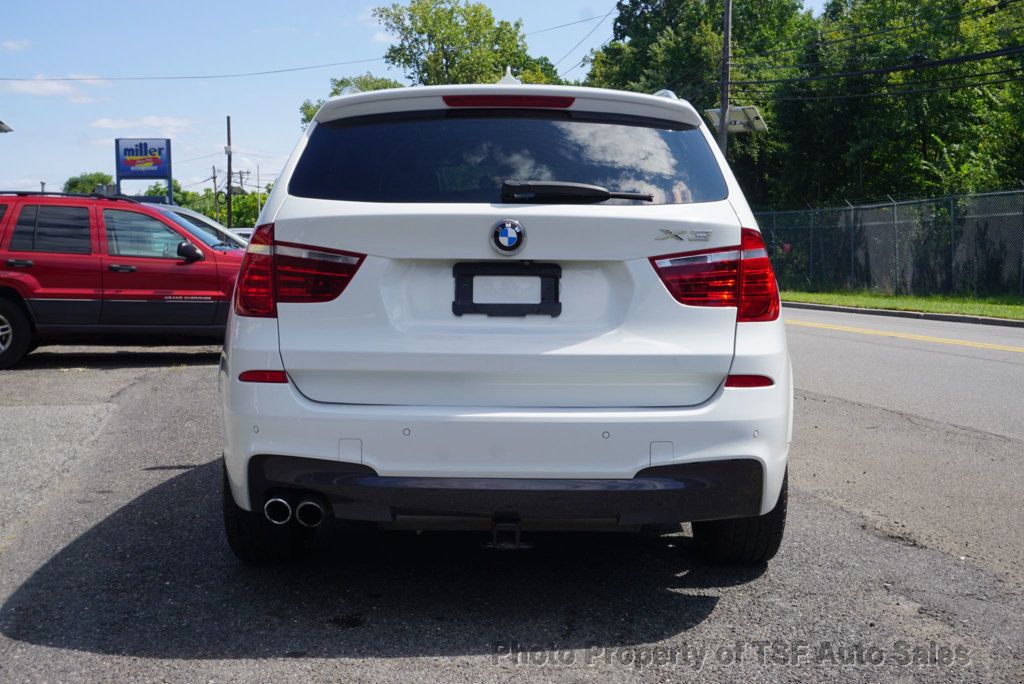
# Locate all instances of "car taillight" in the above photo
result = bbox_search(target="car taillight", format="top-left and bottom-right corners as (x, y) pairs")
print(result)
(233, 223), (365, 318)
(275, 242), (364, 303)
(650, 228), (780, 322)
(234, 223), (276, 317)
(737, 228), (781, 322)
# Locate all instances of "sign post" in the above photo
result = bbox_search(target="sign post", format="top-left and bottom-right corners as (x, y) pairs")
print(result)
(114, 138), (173, 203)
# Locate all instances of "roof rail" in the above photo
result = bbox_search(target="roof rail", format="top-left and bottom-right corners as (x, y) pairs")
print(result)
(0, 190), (138, 203)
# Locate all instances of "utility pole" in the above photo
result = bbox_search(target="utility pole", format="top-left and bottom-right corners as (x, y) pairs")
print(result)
(718, 0), (732, 154)
(225, 115), (233, 228)
(256, 164), (262, 216)
(211, 165), (219, 218)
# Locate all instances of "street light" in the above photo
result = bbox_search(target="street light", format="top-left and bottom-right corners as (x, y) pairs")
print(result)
(0, 120), (12, 133)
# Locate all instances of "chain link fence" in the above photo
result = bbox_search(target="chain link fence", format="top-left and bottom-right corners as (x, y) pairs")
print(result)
(755, 190), (1024, 296)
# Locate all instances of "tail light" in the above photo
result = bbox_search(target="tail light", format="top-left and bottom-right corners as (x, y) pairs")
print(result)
(234, 224), (276, 317)
(650, 228), (780, 322)
(233, 223), (365, 318)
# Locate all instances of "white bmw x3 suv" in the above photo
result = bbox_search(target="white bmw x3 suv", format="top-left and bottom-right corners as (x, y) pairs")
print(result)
(220, 84), (792, 565)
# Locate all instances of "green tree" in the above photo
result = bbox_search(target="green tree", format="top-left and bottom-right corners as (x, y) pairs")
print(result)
(584, 0), (808, 205)
(372, 0), (546, 85)
(143, 179), (202, 207)
(300, 72), (404, 126)
(765, 0), (1024, 204)
(62, 171), (113, 195)
(586, 0), (1024, 206)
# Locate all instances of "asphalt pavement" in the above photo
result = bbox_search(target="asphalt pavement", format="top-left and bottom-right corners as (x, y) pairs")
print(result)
(0, 310), (1022, 682)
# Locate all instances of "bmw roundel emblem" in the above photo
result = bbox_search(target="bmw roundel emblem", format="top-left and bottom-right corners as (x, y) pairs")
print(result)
(492, 219), (525, 255)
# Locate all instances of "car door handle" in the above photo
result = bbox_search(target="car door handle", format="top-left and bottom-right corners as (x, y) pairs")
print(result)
(108, 264), (138, 273)
(6, 259), (33, 268)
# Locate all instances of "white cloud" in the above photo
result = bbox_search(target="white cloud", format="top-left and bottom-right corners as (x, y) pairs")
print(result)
(85, 137), (115, 147)
(2, 39), (30, 52)
(1, 74), (106, 104)
(90, 116), (193, 137)
(4, 79), (77, 97)
(373, 31), (396, 44)
(0, 178), (44, 190)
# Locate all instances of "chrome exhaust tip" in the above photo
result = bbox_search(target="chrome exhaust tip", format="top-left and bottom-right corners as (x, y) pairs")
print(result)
(295, 500), (326, 528)
(263, 497), (292, 525)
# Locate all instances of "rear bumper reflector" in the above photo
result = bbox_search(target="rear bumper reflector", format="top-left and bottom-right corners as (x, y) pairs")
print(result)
(725, 374), (774, 388)
(239, 370), (289, 383)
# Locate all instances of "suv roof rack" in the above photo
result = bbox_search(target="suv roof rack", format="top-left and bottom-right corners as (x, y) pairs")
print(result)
(0, 190), (138, 203)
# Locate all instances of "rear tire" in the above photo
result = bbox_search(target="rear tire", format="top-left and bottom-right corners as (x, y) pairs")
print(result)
(0, 299), (32, 369)
(692, 471), (787, 565)
(222, 465), (314, 565)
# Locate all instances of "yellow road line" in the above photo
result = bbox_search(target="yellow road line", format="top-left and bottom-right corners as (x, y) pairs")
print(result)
(785, 319), (1024, 353)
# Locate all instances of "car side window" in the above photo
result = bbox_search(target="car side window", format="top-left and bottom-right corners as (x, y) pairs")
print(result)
(0, 204), (7, 223)
(9, 205), (92, 254)
(104, 209), (187, 259)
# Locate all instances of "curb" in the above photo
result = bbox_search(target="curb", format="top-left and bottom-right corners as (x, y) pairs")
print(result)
(781, 301), (1024, 329)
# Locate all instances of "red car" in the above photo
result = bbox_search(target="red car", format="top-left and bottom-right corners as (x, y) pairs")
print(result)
(0, 192), (244, 368)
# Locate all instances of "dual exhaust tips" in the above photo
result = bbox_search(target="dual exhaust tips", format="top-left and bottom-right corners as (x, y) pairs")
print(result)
(264, 497), (325, 528)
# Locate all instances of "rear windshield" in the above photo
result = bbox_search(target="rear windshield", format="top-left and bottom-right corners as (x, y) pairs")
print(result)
(289, 110), (728, 204)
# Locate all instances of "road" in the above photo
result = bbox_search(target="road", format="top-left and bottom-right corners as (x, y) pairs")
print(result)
(0, 309), (1021, 682)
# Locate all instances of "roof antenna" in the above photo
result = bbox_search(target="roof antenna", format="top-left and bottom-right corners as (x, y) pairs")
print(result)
(497, 66), (520, 84)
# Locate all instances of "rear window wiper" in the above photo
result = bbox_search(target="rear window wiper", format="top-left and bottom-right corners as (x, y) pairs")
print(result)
(501, 180), (654, 204)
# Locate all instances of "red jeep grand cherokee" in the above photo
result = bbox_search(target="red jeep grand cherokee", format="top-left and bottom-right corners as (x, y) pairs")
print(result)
(0, 192), (244, 368)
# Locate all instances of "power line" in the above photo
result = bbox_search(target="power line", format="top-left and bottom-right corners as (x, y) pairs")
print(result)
(559, 36), (612, 78)
(734, 19), (1024, 71)
(735, 0), (1022, 60)
(553, 5), (616, 70)
(176, 151), (222, 164)
(729, 44), (1024, 86)
(663, 62), (719, 91)
(233, 150), (287, 160)
(0, 57), (385, 82)
(526, 14), (606, 36)
(732, 65), (1024, 95)
(1, 12), (623, 83)
(736, 73), (1024, 102)
(182, 177), (214, 188)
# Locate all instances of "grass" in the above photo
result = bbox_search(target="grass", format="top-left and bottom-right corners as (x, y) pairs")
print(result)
(781, 290), (1024, 321)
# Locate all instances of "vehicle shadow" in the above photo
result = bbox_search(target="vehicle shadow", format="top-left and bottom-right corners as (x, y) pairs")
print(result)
(13, 347), (221, 371)
(0, 461), (766, 660)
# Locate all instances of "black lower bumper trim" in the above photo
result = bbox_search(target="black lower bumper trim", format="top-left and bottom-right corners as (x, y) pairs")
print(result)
(248, 455), (763, 525)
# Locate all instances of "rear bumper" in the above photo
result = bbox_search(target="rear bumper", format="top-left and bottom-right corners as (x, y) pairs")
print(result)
(220, 314), (792, 518)
(250, 454), (763, 525)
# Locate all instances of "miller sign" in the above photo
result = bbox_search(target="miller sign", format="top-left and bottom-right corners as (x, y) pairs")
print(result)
(115, 138), (172, 179)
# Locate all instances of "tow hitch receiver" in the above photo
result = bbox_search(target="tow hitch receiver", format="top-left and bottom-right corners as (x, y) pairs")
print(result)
(485, 517), (532, 550)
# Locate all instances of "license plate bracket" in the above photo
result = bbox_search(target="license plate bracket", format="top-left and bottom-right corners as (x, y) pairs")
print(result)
(452, 262), (562, 317)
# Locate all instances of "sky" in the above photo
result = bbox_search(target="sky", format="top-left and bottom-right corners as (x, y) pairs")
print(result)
(0, 0), (826, 195)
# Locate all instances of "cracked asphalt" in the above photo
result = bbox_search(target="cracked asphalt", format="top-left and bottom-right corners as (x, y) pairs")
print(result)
(0, 307), (1022, 682)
